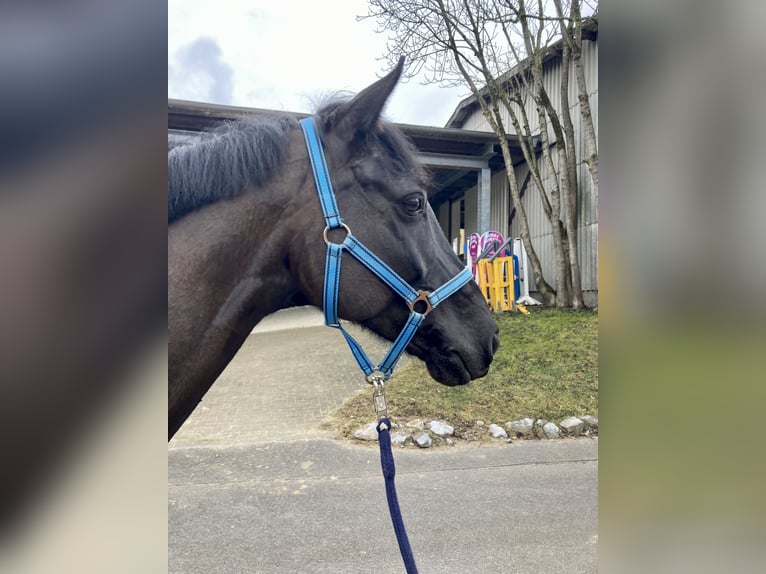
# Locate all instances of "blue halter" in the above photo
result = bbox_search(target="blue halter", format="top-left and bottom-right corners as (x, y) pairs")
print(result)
(299, 117), (473, 388)
(301, 116), (475, 574)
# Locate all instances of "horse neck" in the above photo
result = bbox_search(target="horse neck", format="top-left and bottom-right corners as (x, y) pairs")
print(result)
(168, 135), (315, 433)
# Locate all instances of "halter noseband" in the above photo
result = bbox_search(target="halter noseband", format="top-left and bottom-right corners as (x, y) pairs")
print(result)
(299, 117), (472, 388)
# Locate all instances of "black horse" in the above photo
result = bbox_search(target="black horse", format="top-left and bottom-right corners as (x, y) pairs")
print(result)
(168, 59), (499, 439)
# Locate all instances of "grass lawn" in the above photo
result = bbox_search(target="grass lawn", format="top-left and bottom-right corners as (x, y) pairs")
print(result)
(322, 308), (598, 441)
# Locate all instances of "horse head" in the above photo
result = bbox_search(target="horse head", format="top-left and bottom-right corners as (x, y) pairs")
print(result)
(290, 58), (499, 386)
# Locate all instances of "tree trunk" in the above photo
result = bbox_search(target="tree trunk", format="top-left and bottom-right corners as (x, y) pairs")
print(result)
(490, 109), (556, 305)
(519, 0), (570, 306)
(570, 1), (599, 201)
(532, 78), (570, 306)
(574, 52), (598, 200)
(557, 32), (584, 309)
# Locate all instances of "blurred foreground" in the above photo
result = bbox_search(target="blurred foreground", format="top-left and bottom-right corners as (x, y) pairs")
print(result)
(600, 2), (766, 570)
(0, 2), (167, 572)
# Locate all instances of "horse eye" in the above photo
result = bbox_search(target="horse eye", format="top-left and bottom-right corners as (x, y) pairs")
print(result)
(402, 194), (424, 215)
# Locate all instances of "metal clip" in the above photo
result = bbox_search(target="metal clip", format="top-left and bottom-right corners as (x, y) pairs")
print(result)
(368, 375), (388, 419)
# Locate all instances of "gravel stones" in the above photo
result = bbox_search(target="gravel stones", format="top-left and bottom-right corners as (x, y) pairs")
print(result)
(488, 423), (508, 439)
(428, 420), (455, 437)
(352, 413), (598, 446)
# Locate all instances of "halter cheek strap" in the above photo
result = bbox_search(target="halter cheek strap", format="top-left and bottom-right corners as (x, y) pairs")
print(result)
(300, 116), (472, 383)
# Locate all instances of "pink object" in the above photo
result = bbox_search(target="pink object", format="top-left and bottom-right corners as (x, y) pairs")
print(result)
(479, 231), (504, 257)
(468, 233), (480, 259)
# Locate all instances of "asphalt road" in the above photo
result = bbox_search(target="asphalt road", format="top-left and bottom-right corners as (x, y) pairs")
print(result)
(169, 438), (597, 573)
(169, 307), (598, 573)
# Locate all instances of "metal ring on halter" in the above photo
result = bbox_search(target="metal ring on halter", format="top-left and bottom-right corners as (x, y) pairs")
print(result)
(323, 223), (352, 245)
(407, 290), (433, 316)
(366, 371), (386, 385)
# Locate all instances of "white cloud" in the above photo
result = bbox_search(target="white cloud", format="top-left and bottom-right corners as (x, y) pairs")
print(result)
(169, 37), (234, 104)
(168, 0), (468, 126)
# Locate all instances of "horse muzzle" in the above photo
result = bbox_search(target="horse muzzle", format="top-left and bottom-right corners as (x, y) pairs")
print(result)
(411, 321), (499, 386)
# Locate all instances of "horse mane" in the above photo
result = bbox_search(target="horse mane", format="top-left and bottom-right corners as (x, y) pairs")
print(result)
(168, 98), (429, 222)
(168, 114), (297, 222)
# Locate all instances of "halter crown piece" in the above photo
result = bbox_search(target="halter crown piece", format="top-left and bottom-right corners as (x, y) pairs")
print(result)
(299, 117), (473, 391)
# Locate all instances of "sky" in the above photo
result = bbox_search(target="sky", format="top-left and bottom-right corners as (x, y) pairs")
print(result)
(168, 0), (469, 127)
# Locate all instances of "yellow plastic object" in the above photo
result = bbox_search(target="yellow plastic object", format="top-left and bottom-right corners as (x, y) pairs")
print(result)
(477, 257), (516, 313)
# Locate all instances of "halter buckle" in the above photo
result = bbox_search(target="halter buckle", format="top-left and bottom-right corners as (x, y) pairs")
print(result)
(367, 373), (388, 419)
(407, 290), (433, 317)
(323, 223), (352, 246)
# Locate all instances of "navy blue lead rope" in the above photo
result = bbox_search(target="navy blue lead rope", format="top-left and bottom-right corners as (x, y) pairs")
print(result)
(300, 117), (472, 574)
(377, 417), (418, 573)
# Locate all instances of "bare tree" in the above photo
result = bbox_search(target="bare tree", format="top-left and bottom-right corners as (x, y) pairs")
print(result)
(554, 0), (598, 196)
(363, 0), (598, 308)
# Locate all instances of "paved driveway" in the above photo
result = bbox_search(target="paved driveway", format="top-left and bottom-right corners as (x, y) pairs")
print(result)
(169, 307), (598, 573)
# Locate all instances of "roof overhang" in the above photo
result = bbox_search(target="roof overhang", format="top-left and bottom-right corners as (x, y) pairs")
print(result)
(168, 99), (533, 205)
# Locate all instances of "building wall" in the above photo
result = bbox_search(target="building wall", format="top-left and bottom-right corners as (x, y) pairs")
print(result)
(450, 36), (598, 306)
(450, 199), (462, 251)
(436, 201), (450, 237)
(489, 170), (510, 234)
(464, 187), (478, 239)
(462, 39), (598, 139)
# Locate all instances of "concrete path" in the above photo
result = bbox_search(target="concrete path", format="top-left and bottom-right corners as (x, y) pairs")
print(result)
(170, 307), (398, 447)
(169, 307), (598, 573)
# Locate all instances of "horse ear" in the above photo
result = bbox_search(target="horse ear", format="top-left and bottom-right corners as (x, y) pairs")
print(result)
(332, 56), (405, 139)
